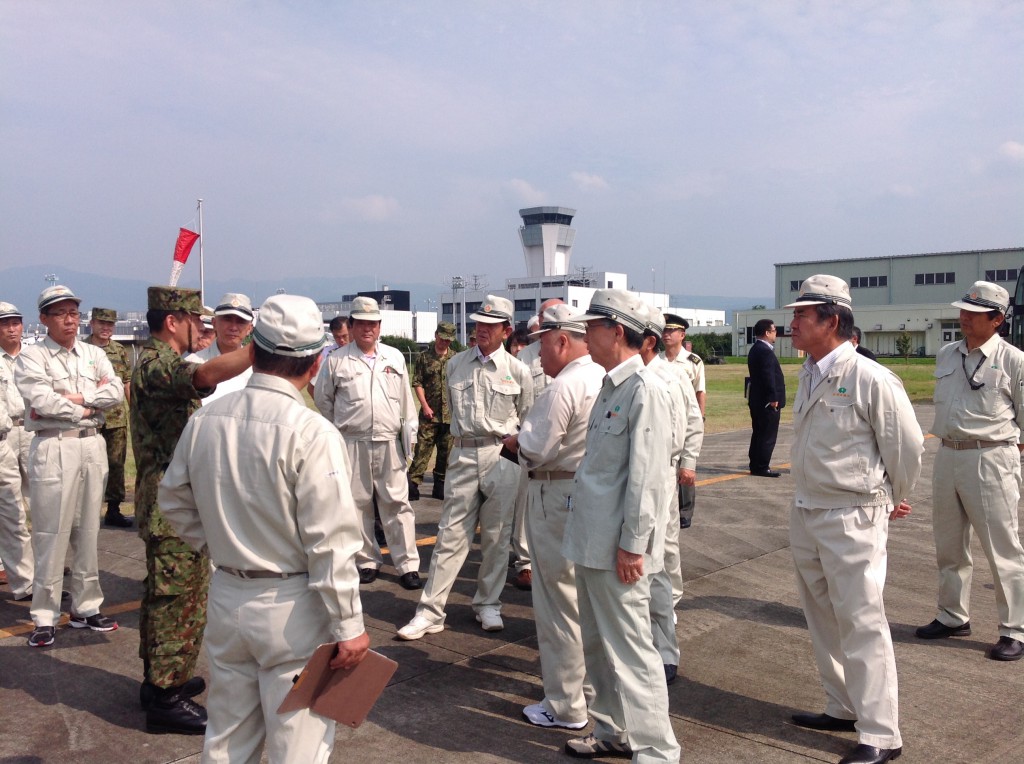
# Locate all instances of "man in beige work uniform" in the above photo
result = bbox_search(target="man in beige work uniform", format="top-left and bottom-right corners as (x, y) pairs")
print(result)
(916, 280), (1024, 662)
(160, 294), (368, 762)
(642, 306), (703, 686)
(16, 285), (125, 647)
(314, 296), (421, 590)
(186, 293), (254, 404)
(398, 294), (533, 639)
(786, 275), (923, 764)
(502, 304), (604, 730)
(0, 301), (33, 599)
(509, 297), (563, 591)
(564, 289), (679, 763)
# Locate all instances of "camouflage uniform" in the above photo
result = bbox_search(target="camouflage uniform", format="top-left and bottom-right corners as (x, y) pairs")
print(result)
(408, 342), (456, 486)
(84, 313), (131, 506)
(131, 290), (213, 690)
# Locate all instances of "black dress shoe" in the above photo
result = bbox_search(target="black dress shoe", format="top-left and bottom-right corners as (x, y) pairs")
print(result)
(679, 517), (691, 529)
(358, 568), (379, 585)
(988, 635), (1024, 661)
(140, 676), (207, 710)
(664, 664), (677, 685)
(838, 743), (901, 764)
(750, 469), (782, 478)
(790, 711), (857, 731)
(399, 572), (423, 590)
(915, 618), (971, 639)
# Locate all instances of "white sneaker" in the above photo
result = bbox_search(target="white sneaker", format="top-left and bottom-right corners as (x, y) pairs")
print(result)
(523, 702), (587, 729)
(476, 607), (503, 632)
(397, 615), (443, 641)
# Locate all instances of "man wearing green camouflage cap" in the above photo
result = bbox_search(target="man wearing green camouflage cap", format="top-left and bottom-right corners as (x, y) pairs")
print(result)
(408, 321), (457, 501)
(84, 307), (133, 528)
(131, 286), (253, 735)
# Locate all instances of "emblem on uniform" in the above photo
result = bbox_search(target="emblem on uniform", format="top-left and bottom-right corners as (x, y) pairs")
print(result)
(484, 305), (492, 313)
(838, 387), (847, 393)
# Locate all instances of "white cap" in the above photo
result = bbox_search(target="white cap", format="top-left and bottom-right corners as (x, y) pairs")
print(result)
(349, 296), (382, 321)
(529, 304), (588, 337)
(214, 293), (254, 321)
(251, 295), (327, 357)
(951, 281), (1010, 313)
(783, 275), (853, 309)
(469, 294), (514, 324)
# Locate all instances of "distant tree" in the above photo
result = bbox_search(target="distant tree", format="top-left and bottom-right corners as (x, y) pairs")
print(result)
(896, 331), (913, 361)
(751, 304), (766, 310)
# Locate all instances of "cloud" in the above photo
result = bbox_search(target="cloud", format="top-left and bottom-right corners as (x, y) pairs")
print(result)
(999, 141), (1024, 163)
(506, 179), (546, 206)
(571, 171), (610, 192)
(339, 194), (400, 222)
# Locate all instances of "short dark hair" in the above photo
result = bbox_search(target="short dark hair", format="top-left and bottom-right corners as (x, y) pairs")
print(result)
(753, 318), (775, 337)
(252, 345), (318, 377)
(328, 316), (346, 331)
(813, 304), (854, 340)
(146, 309), (189, 334)
(852, 326), (863, 342)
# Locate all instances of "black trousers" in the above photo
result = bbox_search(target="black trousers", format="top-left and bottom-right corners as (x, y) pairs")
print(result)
(748, 405), (780, 473)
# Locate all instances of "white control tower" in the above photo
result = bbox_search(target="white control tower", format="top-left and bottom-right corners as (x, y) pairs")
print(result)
(518, 206), (577, 277)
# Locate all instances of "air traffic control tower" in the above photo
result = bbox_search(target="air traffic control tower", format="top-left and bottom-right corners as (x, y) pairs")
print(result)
(518, 206), (577, 277)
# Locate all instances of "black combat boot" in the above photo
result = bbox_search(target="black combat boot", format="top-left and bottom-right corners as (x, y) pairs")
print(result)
(431, 478), (445, 501)
(408, 480), (421, 501)
(145, 684), (208, 735)
(104, 502), (133, 528)
(140, 675), (207, 710)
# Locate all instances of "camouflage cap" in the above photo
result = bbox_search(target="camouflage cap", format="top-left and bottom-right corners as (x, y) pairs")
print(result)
(91, 308), (118, 322)
(148, 286), (203, 314)
(436, 321), (456, 340)
(0, 302), (23, 320)
(38, 285), (82, 312)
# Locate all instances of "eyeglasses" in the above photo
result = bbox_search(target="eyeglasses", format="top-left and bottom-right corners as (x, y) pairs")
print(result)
(46, 310), (81, 321)
(962, 354), (985, 391)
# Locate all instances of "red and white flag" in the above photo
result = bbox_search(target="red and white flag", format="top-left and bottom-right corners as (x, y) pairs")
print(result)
(169, 227), (200, 286)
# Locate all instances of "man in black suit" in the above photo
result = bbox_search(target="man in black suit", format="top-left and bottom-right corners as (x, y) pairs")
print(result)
(747, 319), (786, 477)
(851, 326), (877, 360)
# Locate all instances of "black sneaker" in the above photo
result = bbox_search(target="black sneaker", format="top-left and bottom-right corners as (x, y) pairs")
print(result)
(28, 626), (56, 648)
(69, 613), (118, 632)
(140, 676), (207, 710)
(146, 692), (208, 735)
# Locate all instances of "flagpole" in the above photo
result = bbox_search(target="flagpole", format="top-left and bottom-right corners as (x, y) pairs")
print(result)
(197, 198), (205, 303)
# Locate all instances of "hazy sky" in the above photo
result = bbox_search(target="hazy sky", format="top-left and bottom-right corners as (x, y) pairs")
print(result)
(2, 1), (1022, 298)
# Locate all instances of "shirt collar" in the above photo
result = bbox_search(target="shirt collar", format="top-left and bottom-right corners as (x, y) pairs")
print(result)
(605, 353), (644, 387)
(246, 372), (306, 406)
(959, 333), (1004, 358)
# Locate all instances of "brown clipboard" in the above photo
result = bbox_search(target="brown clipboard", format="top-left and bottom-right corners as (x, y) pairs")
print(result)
(276, 644), (398, 728)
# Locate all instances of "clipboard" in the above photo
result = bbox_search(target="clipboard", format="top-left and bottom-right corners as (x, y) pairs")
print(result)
(277, 644), (398, 728)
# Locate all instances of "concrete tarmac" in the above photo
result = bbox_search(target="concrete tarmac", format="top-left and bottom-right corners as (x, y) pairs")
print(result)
(1, 403), (1022, 763)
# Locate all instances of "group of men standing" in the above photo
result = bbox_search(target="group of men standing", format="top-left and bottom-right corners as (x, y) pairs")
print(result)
(3, 273), (1023, 764)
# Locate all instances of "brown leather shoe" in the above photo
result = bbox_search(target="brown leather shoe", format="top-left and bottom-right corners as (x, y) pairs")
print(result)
(513, 568), (532, 591)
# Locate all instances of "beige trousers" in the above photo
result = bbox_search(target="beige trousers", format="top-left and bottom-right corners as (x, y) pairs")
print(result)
(651, 488), (681, 665)
(202, 570), (334, 764)
(28, 433), (108, 626)
(416, 444), (519, 622)
(790, 504), (901, 750)
(511, 466), (531, 572)
(346, 439), (420, 575)
(525, 477), (588, 724)
(932, 444), (1024, 640)
(0, 439), (33, 596)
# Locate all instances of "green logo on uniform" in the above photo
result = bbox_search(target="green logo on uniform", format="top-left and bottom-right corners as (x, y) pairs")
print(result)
(838, 387), (846, 393)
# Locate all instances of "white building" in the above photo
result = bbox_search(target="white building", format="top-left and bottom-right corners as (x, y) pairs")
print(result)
(440, 206), (727, 342)
(734, 246), (1023, 357)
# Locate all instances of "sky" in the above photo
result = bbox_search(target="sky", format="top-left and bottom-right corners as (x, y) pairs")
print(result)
(2, 1), (1022, 300)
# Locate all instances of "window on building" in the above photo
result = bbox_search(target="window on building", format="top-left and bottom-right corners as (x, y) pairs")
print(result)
(790, 280), (801, 291)
(850, 275), (888, 288)
(985, 268), (1019, 282)
(916, 271), (955, 285)
(514, 299), (535, 312)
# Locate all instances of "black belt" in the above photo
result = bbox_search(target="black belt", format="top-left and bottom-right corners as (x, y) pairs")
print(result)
(217, 566), (308, 580)
(35, 427), (99, 439)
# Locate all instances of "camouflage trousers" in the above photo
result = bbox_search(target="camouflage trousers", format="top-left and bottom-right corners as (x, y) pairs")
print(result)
(137, 477), (210, 689)
(99, 425), (127, 504)
(408, 421), (452, 485)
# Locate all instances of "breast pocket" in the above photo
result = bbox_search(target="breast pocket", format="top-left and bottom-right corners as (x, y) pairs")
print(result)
(485, 379), (521, 424)
(380, 367), (406, 402)
(334, 369), (366, 403)
(449, 378), (474, 424)
(818, 400), (869, 490)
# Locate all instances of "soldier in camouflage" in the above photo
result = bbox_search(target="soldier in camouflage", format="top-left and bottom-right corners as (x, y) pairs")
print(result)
(84, 307), (133, 528)
(408, 321), (456, 501)
(132, 286), (252, 735)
